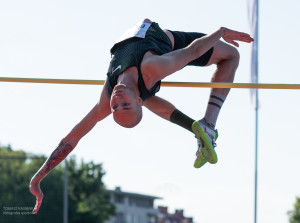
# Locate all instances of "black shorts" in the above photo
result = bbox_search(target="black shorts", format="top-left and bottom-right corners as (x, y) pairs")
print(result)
(169, 30), (214, 66)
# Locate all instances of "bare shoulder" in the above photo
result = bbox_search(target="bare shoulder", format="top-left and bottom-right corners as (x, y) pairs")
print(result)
(96, 78), (112, 113)
(102, 78), (113, 100)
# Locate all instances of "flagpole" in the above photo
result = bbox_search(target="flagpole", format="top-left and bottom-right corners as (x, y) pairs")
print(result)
(254, 1), (259, 223)
(254, 89), (258, 223)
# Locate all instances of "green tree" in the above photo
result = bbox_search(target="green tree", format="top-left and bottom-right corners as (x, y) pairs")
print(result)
(68, 156), (115, 223)
(0, 145), (55, 223)
(0, 145), (115, 223)
(289, 197), (300, 223)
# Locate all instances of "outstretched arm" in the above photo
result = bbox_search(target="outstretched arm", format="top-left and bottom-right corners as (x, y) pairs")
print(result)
(144, 96), (195, 133)
(30, 79), (112, 214)
(143, 95), (176, 121)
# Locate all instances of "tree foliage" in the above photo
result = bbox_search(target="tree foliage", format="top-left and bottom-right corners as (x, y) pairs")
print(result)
(289, 197), (300, 223)
(0, 145), (115, 223)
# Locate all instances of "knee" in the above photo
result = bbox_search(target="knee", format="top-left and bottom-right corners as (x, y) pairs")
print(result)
(230, 47), (240, 66)
(208, 41), (240, 67)
(223, 45), (240, 68)
(218, 46), (240, 72)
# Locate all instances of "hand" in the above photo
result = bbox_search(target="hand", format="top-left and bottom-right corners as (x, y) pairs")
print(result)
(221, 27), (254, 47)
(29, 179), (44, 214)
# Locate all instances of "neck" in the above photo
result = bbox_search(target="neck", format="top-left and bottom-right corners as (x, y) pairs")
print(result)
(117, 68), (140, 96)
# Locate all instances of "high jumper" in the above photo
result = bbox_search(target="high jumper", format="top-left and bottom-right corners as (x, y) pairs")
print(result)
(29, 18), (254, 214)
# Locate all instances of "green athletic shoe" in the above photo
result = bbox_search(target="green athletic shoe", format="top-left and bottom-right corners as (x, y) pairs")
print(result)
(192, 120), (218, 167)
(193, 147), (207, 169)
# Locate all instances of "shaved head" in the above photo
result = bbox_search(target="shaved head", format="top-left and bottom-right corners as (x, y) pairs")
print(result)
(113, 105), (143, 128)
(110, 82), (144, 128)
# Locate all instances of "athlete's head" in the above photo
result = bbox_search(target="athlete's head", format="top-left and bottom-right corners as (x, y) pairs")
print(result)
(110, 84), (143, 128)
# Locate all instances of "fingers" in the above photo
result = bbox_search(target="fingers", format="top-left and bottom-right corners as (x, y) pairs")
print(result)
(231, 33), (253, 43)
(223, 29), (254, 45)
(29, 181), (44, 214)
(232, 41), (239, 47)
(224, 34), (254, 47)
(230, 40), (239, 47)
(222, 37), (239, 47)
(32, 197), (43, 214)
(238, 33), (254, 43)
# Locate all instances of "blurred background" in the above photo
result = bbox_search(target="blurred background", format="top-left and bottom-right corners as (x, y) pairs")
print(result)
(0, 0), (299, 222)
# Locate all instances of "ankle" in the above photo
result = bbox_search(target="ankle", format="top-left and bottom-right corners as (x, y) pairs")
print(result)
(199, 118), (215, 130)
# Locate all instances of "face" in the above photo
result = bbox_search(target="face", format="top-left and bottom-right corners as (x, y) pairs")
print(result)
(110, 84), (143, 128)
(110, 84), (142, 112)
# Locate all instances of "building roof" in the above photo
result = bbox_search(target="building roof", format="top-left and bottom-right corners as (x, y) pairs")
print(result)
(158, 206), (194, 223)
(107, 186), (162, 200)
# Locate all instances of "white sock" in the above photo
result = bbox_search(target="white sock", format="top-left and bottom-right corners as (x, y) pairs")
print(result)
(204, 91), (227, 128)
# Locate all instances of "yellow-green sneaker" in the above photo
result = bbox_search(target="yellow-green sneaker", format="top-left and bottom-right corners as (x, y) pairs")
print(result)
(192, 120), (218, 166)
(194, 145), (208, 168)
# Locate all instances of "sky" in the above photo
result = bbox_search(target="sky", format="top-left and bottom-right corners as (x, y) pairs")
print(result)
(0, 0), (300, 223)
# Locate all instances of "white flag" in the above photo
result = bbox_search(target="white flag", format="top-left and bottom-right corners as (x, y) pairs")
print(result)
(248, 0), (259, 108)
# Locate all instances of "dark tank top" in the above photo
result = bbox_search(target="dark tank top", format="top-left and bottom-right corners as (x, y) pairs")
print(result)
(106, 20), (172, 101)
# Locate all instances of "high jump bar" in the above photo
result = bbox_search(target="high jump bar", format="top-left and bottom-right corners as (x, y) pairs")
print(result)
(0, 77), (300, 89)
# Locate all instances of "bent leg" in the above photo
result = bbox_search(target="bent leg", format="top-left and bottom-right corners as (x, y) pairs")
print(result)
(203, 40), (240, 128)
(206, 40), (240, 95)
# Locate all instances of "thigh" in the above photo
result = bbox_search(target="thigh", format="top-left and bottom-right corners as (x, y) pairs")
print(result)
(168, 30), (214, 67)
(163, 30), (175, 49)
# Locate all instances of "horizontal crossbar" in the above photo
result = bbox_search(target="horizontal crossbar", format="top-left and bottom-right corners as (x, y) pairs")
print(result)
(0, 77), (300, 89)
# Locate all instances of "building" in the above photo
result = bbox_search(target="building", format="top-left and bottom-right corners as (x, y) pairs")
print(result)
(157, 206), (193, 223)
(106, 187), (161, 223)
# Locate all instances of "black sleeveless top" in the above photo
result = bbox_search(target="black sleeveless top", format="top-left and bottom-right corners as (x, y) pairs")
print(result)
(106, 22), (172, 101)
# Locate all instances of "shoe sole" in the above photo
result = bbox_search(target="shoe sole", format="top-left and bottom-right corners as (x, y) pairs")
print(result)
(192, 121), (218, 164)
(194, 152), (207, 168)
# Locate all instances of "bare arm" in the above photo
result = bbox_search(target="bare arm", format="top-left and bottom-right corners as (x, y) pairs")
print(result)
(142, 27), (254, 81)
(30, 79), (112, 214)
(143, 96), (176, 121)
(144, 96), (195, 133)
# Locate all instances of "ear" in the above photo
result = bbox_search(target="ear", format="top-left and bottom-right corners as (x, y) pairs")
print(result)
(137, 97), (144, 106)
